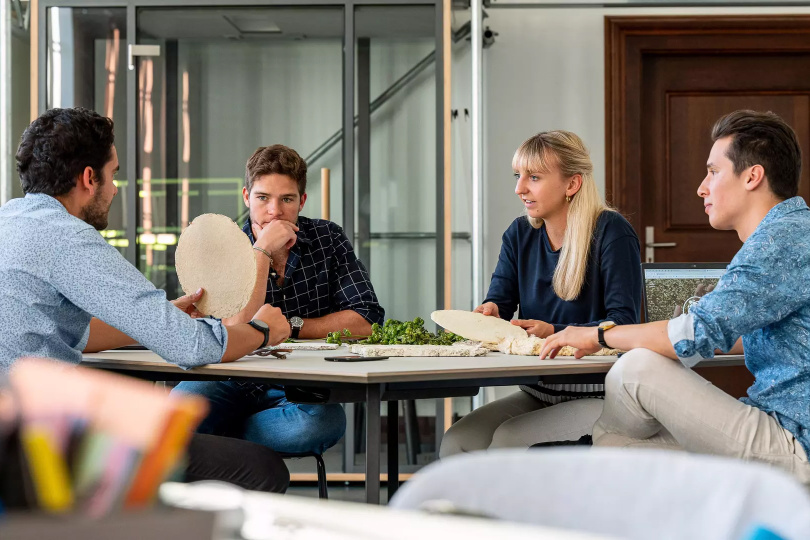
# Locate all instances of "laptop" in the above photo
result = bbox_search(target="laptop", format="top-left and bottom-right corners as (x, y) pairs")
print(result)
(642, 263), (728, 322)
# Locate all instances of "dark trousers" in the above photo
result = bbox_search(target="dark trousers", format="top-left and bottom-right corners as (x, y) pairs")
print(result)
(183, 433), (290, 493)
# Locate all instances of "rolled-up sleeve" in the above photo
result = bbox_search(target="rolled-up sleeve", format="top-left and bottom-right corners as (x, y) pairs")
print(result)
(51, 229), (227, 368)
(667, 232), (810, 367)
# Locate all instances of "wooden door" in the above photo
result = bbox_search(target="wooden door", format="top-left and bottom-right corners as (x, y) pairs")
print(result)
(606, 16), (810, 264)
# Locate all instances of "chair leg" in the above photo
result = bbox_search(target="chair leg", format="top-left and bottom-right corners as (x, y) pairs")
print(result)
(314, 453), (328, 499)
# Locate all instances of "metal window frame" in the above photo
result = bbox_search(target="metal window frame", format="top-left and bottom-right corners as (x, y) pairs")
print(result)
(36, 0), (448, 476)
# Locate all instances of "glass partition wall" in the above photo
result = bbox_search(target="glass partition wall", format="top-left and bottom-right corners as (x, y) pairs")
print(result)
(39, 0), (453, 476)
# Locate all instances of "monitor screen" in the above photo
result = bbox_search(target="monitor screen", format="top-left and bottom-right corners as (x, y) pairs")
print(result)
(643, 266), (726, 322)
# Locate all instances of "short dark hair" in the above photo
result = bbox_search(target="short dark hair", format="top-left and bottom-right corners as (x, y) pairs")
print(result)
(245, 145), (307, 195)
(15, 108), (115, 197)
(711, 110), (802, 200)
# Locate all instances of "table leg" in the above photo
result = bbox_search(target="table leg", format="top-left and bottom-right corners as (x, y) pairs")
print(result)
(387, 400), (399, 500)
(365, 384), (381, 504)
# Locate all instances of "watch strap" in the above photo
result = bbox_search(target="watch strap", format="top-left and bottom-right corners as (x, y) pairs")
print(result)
(597, 327), (608, 349)
(291, 324), (301, 340)
(247, 320), (270, 349)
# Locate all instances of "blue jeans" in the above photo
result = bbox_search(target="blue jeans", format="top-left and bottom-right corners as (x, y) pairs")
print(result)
(173, 381), (346, 455)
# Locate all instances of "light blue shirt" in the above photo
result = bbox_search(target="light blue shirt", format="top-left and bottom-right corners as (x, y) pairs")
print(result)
(668, 196), (810, 454)
(0, 193), (228, 372)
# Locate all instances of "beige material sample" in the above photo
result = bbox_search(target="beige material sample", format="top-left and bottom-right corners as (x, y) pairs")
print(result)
(431, 310), (528, 344)
(175, 214), (257, 318)
(349, 342), (489, 357)
(495, 335), (621, 357)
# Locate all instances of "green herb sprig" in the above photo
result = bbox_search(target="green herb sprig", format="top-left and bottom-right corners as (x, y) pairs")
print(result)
(327, 317), (464, 346)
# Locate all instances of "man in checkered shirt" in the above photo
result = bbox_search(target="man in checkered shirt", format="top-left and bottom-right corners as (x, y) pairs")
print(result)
(174, 145), (385, 456)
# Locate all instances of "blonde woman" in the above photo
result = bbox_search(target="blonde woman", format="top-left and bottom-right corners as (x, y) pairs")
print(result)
(440, 130), (642, 456)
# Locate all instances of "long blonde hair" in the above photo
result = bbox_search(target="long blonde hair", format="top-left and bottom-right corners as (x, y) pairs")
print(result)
(512, 130), (610, 301)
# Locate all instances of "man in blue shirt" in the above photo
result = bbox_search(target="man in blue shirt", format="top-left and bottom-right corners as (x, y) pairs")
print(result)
(539, 110), (810, 483)
(0, 107), (292, 492)
(175, 145), (385, 456)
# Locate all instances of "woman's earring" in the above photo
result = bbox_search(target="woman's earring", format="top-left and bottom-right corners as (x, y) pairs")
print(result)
(566, 195), (571, 203)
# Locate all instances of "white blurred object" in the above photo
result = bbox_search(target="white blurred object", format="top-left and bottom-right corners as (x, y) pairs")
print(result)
(390, 448), (810, 540)
(160, 481), (611, 540)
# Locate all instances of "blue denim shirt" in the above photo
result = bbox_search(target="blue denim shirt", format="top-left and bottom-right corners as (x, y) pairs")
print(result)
(0, 193), (228, 372)
(667, 196), (810, 454)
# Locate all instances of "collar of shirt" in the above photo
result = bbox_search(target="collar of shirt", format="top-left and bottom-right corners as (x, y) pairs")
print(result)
(756, 196), (808, 230)
(25, 192), (69, 211)
(242, 216), (315, 250)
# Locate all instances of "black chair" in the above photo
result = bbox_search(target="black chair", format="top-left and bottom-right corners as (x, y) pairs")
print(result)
(279, 451), (328, 499)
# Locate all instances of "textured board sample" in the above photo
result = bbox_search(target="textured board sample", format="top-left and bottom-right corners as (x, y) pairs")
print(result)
(348, 342), (489, 357)
(175, 214), (257, 318)
(264, 342), (340, 351)
(495, 335), (621, 357)
(431, 310), (527, 343)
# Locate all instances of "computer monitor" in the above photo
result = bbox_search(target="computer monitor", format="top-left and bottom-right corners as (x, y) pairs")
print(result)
(642, 263), (728, 322)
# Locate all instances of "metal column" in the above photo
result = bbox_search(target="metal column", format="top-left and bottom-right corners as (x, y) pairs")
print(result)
(471, 0), (484, 307)
(125, 4), (137, 266)
(342, 2), (355, 241)
(165, 39), (180, 295)
(357, 37), (371, 266)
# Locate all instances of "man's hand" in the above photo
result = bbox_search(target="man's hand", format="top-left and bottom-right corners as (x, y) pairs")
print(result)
(253, 304), (291, 346)
(511, 319), (554, 338)
(253, 220), (299, 254)
(473, 302), (500, 318)
(172, 288), (205, 318)
(538, 326), (601, 360)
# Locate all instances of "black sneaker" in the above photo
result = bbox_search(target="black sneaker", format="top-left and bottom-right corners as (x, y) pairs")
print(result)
(529, 434), (593, 448)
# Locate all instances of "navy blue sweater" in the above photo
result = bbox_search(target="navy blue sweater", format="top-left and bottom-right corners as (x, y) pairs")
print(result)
(484, 211), (642, 333)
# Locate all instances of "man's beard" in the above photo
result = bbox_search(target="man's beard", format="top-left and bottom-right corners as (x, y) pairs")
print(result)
(81, 189), (110, 231)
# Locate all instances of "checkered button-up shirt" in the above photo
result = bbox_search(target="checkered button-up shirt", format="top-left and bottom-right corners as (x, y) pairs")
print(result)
(237, 216), (384, 397)
(243, 216), (385, 324)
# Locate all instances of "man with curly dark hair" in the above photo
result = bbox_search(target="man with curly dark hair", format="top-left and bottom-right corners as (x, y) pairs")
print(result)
(1, 107), (291, 493)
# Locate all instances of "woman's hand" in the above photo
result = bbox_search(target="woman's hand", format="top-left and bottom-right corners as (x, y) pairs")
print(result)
(511, 319), (554, 338)
(473, 302), (500, 318)
(538, 326), (601, 359)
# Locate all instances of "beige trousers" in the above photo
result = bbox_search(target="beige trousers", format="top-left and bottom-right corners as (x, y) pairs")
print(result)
(439, 391), (604, 458)
(594, 348), (810, 484)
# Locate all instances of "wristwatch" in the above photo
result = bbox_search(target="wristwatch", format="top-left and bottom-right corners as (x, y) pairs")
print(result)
(247, 319), (270, 349)
(597, 320), (616, 348)
(289, 316), (304, 339)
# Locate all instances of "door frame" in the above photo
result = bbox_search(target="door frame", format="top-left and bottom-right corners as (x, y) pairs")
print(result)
(605, 15), (810, 233)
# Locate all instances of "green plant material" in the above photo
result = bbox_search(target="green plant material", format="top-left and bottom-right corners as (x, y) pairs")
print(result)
(326, 328), (352, 345)
(359, 317), (465, 346)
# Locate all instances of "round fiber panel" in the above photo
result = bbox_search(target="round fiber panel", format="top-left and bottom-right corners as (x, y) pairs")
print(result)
(431, 309), (528, 343)
(175, 214), (257, 318)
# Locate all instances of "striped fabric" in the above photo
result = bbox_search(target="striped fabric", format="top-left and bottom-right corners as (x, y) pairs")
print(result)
(520, 383), (605, 406)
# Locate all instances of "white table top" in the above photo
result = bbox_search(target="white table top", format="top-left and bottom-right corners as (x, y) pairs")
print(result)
(81, 348), (745, 385)
(159, 482), (613, 540)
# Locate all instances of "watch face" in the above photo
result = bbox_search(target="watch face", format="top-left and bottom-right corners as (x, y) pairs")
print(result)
(600, 321), (616, 330)
(251, 319), (269, 330)
(290, 316), (304, 328)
